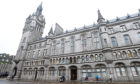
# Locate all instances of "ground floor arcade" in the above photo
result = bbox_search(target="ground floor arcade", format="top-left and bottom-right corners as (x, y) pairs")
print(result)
(21, 60), (140, 82)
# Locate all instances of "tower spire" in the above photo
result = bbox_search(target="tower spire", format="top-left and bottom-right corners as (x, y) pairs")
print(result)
(97, 10), (105, 23)
(35, 2), (43, 16)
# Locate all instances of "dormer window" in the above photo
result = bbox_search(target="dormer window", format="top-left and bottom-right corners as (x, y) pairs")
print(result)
(133, 22), (140, 29)
(109, 28), (114, 34)
(120, 25), (127, 31)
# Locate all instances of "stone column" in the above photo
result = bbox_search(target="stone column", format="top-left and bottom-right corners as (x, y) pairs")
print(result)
(126, 66), (134, 82)
(77, 68), (82, 81)
(65, 67), (69, 81)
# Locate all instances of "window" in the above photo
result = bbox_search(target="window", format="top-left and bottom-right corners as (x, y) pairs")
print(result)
(138, 32), (140, 38)
(99, 54), (104, 61)
(95, 54), (98, 61)
(43, 49), (47, 56)
(39, 67), (44, 76)
(82, 65), (92, 77)
(82, 56), (85, 63)
(58, 66), (66, 76)
(122, 51), (127, 58)
(131, 62), (140, 76)
(52, 41), (56, 55)
(32, 51), (35, 58)
(133, 22), (140, 29)
(37, 50), (40, 57)
(34, 45), (36, 49)
(86, 55), (90, 62)
(117, 52), (122, 59)
(124, 35), (131, 45)
(49, 67), (56, 76)
(127, 50), (133, 58)
(111, 37), (118, 47)
(27, 52), (30, 58)
(115, 63), (126, 76)
(109, 28), (114, 34)
(132, 50), (137, 57)
(82, 34), (86, 48)
(120, 25), (127, 31)
(95, 64), (106, 78)
(104, 39), (108, 47)
(61, 39), (65, 54)
(93, 31), (100, 49)
(71, 36), (75, 53)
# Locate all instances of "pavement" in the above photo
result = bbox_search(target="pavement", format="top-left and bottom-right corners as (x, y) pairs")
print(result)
(0, 78), (140, 84)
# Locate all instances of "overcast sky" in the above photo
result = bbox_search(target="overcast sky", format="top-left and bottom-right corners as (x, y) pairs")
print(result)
(0, 0), (140, 55)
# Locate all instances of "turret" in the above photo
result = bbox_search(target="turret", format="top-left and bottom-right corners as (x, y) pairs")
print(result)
(97, 10), (105, 24)
(97, 10), (113, 61)
(48, 26), (54, 36)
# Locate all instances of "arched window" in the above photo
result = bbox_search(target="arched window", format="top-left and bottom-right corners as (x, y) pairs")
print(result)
(49, 67), (56, 76)
(53, 59), (55, 64)
(70, 57), (72, 64)
(95, 64), (106, 78)
(62, 58), (65, 64)
(99, 54), (104, 61)
(82, 65), (92, 77)
(86, 55), (90, 62)
(58, 66), (66, 76)
(122, 51), (127, 59)
(132, 50), (137, 57)
(50, 59), (52, 64)
(73, 57), (76, 63)
(130, 62), (140, 76)
(77, 56), (80, 63)
(138, 49), (140, 56)
(59, 58), (61, 64)
(95, 54), (98, 61)
(90, 55), (94, 62)
(115, 63), (126, 76)
(82, 56), (85, 63)
(113, 52), (117, 60)
(128, 50), (133, 58)
(117, 52), (122, 59)
(40, 67), (44, 76)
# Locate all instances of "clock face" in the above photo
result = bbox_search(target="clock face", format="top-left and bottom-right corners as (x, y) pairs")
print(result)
(38, 15), (45, 22)
(31, 21), (36, 27)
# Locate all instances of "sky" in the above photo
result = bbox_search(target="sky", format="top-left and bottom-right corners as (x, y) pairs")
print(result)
(0, 0), (140, 55)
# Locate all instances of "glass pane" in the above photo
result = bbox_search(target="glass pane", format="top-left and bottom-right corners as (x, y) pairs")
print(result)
(131, 67), (137, 76)
(96, 69), (100, 72)
(121, 67), (126, 76)
(88, 72), (92, 77)
(137, 67), (140, 75)
(116, 68), (121, 76)
(82, 70), (86, 72)
(82, 73), (86, 77)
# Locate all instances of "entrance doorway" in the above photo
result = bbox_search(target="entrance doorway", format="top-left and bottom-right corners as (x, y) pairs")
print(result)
(12, 67), (17, 79)
(70, 66), (77, 80)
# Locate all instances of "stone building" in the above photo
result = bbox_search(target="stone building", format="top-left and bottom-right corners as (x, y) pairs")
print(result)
(0, 53), (15, 76)
(8, 3), (140, 82)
